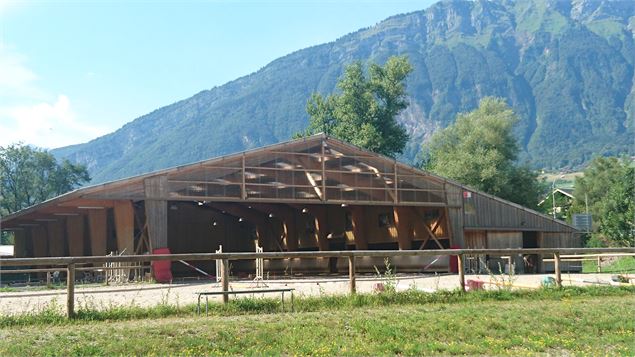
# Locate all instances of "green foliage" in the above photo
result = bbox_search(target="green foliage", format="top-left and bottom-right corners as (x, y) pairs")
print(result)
(572, 157), (634, 247)
(0, 143), (90, 215)
(303, 56), (412, 158)
(0, 232), (14, 245)
(537, 190), (574, 220)
(421, 97), (544, 208)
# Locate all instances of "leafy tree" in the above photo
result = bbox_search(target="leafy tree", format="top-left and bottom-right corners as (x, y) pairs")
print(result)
(300, 56), (412, 157)
(421, 97), (543, 208)
(0, 143), (90, 216)
(0, 232), (13, 245)
(571, 157), (634, 247)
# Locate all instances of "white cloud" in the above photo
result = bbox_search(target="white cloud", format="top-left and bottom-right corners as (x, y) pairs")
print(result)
(0, 95), (110, 149)
(0, 44), (109, 149)
(0, 44), (45, 99)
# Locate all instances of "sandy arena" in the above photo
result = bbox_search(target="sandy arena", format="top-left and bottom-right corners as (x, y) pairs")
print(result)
(0, 273), (628, 315)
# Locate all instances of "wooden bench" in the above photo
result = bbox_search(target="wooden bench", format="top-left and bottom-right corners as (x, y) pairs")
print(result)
(196, 288), (295, 315)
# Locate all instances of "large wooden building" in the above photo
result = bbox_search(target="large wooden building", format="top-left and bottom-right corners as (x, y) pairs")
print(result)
(0, 135), (579, 276)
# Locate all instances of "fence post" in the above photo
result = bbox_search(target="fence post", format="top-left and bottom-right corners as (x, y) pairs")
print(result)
(221, 259), (229, 304)
(554, 252), (562, 288)
(348, 255), (356, 295)
(46, 271), (51, 287)
(457, 254), (465, 292)
(597, 256), (601, 273)
(67, 263), (76, 318)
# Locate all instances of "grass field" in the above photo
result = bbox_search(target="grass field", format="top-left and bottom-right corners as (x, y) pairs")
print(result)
(582, 256), (635, 274)
(0, 287), (633, 355)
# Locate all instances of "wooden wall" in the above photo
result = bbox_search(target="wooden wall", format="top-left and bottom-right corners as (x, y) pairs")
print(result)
(461, 190), (574, 233)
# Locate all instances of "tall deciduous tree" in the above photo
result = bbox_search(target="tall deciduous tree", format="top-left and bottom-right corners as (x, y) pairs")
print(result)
(301, 56), (412, 158)
(572, 157), (634, 247)
(421, 97), (543, 208)
(0, 143), (90, 215)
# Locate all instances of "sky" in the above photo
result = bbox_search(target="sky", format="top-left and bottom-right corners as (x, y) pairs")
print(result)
(0, 0), (435, 149)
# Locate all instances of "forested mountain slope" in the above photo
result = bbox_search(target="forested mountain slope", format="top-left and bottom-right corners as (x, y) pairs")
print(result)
(53, 0), (635, 183)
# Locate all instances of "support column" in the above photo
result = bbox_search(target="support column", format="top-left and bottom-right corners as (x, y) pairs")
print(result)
(282, 215), (298, 251)
(114, 200), (135, 254)
(392, 207), (412, 250)
(554, 252), (562, 288)
(67, 263), (76, 318)
(221, 259), (229, 304)
(47, 220), (66, 257)
(350, 206), (368, 250)
(88, 210), (108, 256)
(144, 176), (172, 282)
(66, 215), (85, 256)
(348, 255), (356, 294)
(311, 206), (329, 251)
(144, 176), (169, 250)
(458, 254), (465, 292)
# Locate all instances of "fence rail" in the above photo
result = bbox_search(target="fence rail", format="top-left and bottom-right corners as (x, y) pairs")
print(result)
(1, 247), (633, 318)
(1, 248), (633, 267)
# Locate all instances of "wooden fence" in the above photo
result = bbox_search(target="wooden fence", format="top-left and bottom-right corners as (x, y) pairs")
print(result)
(1, 247), (633, 318)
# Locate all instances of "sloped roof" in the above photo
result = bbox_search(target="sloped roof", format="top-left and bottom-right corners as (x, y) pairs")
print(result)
(0, 134), (576, 232)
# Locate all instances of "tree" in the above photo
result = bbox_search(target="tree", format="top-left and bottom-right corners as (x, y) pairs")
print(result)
(421, 97), (543, 208)
(0, 143), (90, 216)
(300, 56), (412, 157)
(571, 157), (634, 247)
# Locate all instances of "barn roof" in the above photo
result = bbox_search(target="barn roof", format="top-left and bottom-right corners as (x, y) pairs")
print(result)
(0, 134), (576, 232)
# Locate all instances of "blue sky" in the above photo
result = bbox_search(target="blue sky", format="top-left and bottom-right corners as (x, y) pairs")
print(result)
(0, 0), (435, 149)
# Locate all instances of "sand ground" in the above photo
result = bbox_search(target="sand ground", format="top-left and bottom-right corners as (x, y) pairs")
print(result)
(0, 272), (629, 315)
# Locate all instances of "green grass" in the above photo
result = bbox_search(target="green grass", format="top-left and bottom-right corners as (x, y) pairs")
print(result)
(0, 287), (634, 355)
(583, 256), (635, 274)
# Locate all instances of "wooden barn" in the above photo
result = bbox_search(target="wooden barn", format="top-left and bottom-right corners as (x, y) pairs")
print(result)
(0, 134), (579, 276)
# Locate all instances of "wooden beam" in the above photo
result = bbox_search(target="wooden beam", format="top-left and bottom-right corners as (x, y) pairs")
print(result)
(392, 207), (412, 250)
(66, 215), (85, 256)
(88, 209), (108, 256)
(114, 200), (135, 254)
(47, 220), (66, 257)
(411, 208), (444, 249)
(350, 206), (368, 250)
(67, 263), (76, 318)
(58, 199), (115, 208)
(304, 171), (323, 200)
(144, 176), (169, 250)
(307, 205), (330, 251)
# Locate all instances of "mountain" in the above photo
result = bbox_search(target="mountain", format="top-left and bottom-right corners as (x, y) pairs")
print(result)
(53, 0), (635, 183)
